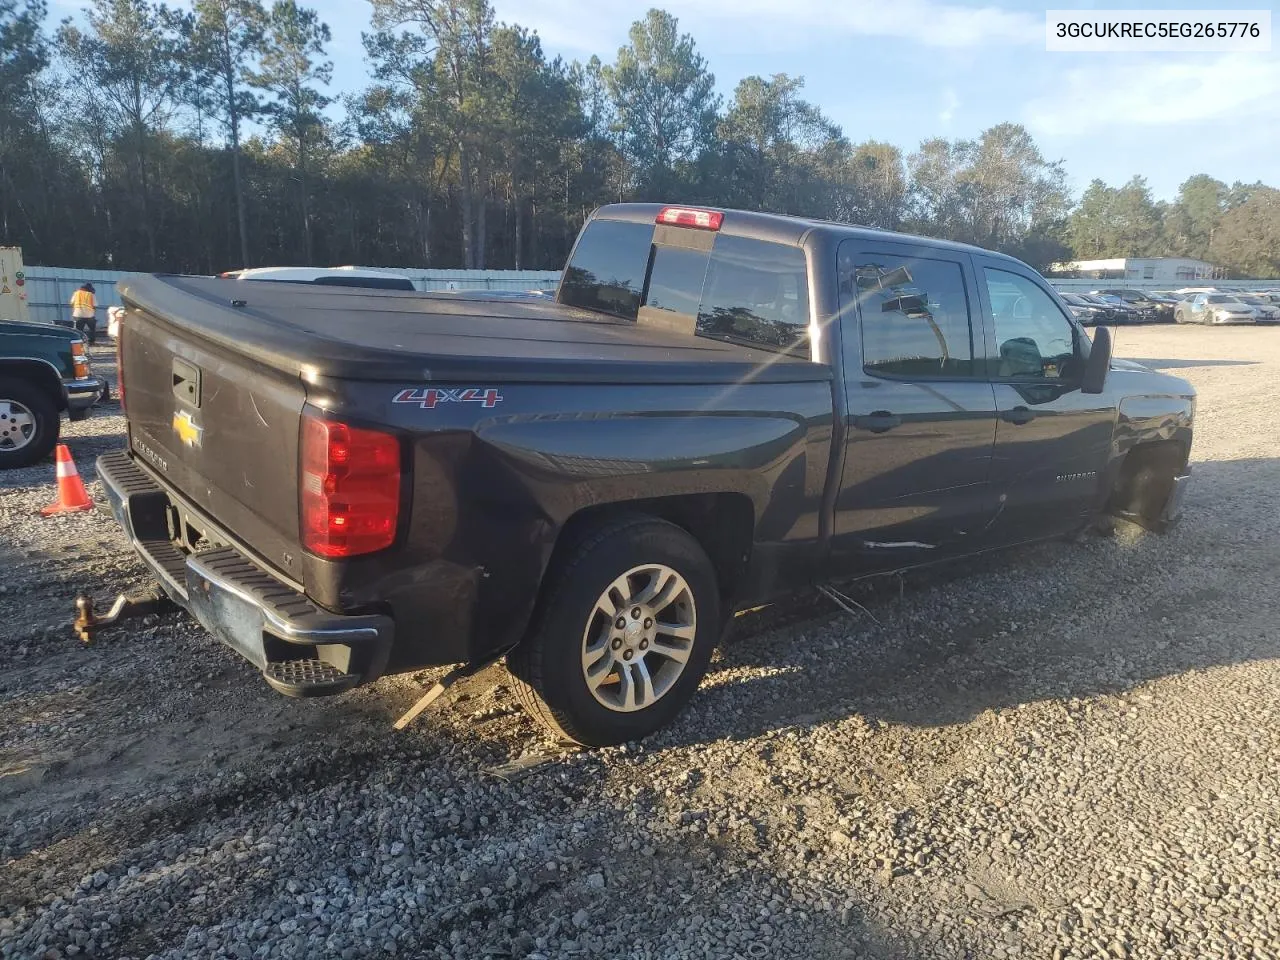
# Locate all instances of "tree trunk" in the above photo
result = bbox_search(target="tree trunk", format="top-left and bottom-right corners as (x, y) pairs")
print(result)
(423, 198), (431, 266)
(139, 142), (157, 266)
(476, 192), (487, 270)
(530, 200), (538, 270)
(301, 184), (312, 263)
(298, 137), (312, 264)
(513, 187), (522, 270)
(231, 105), (249, 268)
(459, 141), (475, 270)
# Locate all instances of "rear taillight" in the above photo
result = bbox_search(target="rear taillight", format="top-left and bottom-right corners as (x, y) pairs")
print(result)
(300, 414), (400, 558)
(71, 340), (90, 379)
(656, 206), (723, 230)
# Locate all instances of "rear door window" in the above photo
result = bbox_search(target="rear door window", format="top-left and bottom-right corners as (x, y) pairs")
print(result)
(839, 244), (979, 379)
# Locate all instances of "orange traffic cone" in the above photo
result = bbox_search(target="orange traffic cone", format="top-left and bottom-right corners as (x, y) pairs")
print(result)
(41, 444), (95, 516)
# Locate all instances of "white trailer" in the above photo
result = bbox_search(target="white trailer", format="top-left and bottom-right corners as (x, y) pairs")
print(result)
(0, 247), (31, 323)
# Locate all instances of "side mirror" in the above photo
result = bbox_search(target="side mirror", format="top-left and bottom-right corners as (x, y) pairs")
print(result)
(1082, 325), (1112, 394)
(877, 266), (913, 289)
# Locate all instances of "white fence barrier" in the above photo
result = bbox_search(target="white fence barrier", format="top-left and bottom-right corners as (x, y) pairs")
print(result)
(20, 267), (563, 327)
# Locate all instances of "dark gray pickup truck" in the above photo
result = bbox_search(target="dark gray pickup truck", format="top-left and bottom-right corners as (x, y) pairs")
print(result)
(98, 203), (1194, 745)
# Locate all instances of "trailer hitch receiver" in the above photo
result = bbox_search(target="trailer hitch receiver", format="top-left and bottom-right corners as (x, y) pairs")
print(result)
(74, 584), (175, 644)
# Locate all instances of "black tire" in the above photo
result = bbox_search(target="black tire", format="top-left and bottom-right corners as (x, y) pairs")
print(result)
(0, 377), (60, 469)
(507, 515), (721, 747)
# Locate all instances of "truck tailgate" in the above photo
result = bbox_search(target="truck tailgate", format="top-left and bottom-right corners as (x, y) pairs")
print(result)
(122, 306), (307, 581)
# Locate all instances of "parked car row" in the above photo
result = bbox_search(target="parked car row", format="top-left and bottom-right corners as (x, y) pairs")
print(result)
(1095, 288), (1178, 322)
(1058, 291), (1165, 326)
(1054, 284), (1280, 326)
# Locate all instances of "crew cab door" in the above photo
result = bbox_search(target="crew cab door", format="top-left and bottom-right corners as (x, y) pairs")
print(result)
(974, 259), (1115, 542)
(831, 240), (998, 572)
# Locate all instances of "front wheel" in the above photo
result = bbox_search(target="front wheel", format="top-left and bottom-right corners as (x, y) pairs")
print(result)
(0, 378), (59, 468)
(508, 516), (721, 746)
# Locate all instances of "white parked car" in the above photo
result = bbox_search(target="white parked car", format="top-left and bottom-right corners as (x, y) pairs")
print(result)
(1234, 294), (1280, 324)
(1175, 293), (1256, 325)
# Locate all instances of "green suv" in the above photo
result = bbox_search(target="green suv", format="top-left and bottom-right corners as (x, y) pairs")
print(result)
(0, 319), (106, 468)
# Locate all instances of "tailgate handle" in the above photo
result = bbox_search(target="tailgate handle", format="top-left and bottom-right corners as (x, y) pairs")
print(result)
(172, 358), (202, 408)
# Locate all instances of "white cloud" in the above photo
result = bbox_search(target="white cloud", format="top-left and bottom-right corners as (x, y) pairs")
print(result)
(1025, 54), (1280, 137)
(939, 88), (960, 125)
(819, 0), (1040, 48)
(494, 0), (1042, 55)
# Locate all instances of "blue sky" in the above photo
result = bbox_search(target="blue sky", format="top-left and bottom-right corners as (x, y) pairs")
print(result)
(59, 0), (1280, 200)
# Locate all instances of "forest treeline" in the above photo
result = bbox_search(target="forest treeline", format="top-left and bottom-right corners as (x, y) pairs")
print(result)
(1, 0), (1277, 277)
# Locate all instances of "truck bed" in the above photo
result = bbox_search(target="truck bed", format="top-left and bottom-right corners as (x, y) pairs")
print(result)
(118, 275), (831, 384)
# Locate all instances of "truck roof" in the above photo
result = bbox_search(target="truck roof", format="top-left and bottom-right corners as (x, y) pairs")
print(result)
(592, 203), (1029, 266)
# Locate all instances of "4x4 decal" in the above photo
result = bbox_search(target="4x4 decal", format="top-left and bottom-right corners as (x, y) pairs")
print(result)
(393, 387), (504, 409)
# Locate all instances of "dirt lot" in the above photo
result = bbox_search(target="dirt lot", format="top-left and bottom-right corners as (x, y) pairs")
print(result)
(2, 325), (1279, 960)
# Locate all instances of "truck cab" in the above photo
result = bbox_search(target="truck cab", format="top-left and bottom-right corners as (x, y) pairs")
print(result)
(563, 205), (1192, 568)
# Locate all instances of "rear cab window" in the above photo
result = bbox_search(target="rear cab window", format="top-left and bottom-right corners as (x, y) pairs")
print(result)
(558, 219), (653, 320)
(698, 235), (810, 356)
(557, 215), (813, 358)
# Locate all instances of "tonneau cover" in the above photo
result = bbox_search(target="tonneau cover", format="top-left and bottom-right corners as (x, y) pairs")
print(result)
(118, 274), (832, 384)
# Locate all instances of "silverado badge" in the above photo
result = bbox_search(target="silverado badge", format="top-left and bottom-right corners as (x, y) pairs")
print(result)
(172, 410), (203, 448)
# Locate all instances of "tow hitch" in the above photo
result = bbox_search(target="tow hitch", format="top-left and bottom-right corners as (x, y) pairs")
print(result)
(74, 584), (175, 644)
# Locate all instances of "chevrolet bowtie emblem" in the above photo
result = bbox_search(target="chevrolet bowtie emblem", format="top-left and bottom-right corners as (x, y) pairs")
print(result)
(172, 410), (203, 448)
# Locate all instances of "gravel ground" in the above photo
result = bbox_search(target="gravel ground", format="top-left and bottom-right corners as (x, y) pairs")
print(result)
(2, 327), (1279, 960)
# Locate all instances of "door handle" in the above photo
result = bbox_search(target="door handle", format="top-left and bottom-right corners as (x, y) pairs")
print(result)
(856, 410), (902, 434)
(1002, 406), (1036, 425)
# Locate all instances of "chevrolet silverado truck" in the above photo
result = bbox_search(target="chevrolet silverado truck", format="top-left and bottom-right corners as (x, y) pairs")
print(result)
(1, 319), (105, 468)
(98, 204), (1194, 745)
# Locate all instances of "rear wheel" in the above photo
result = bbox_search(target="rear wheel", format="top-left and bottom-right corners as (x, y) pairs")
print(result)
(508, 516), (721, 746)
(0, 378), (59, 468)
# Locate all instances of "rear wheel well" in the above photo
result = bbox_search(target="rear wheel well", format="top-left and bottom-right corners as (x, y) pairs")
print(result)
(550, 494), (755, 607)
(1109, 440), (1187, 522)
(0, 360), (66, 411)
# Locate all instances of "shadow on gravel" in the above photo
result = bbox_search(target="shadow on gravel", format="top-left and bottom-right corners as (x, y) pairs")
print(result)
(1, 683), (923, 960)
(660, 455), (1279, 747)
(3, 455), (1272, 959)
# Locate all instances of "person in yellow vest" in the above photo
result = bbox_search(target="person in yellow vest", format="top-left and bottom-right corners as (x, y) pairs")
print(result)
(70, 283), (97, 345)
